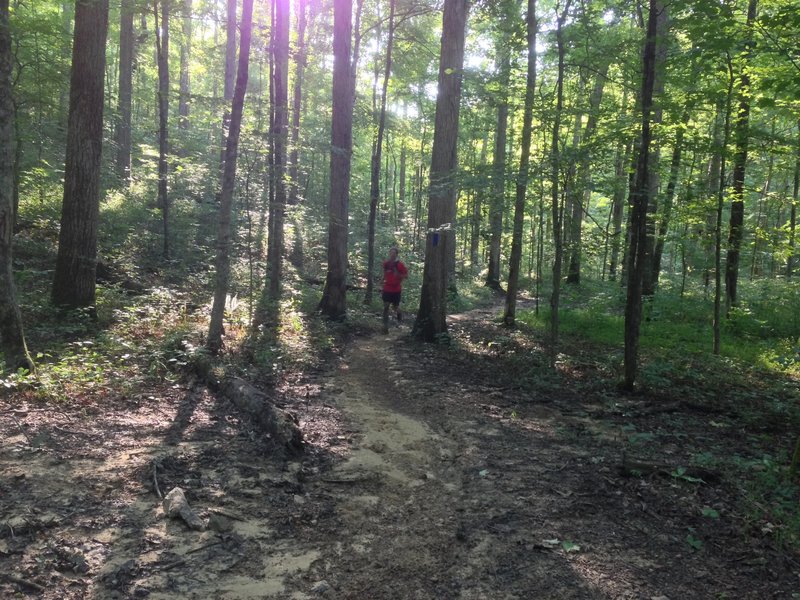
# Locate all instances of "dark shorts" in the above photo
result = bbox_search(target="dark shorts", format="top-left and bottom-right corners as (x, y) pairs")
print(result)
(382, 291), (402, 305)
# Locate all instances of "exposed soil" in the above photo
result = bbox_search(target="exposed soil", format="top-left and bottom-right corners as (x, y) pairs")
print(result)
(1, 304), (799, 599)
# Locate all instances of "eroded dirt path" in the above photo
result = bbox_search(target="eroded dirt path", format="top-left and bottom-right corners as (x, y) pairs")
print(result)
(2, 309), (798, 599)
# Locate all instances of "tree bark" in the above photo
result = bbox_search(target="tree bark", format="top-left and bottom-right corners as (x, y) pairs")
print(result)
(651, 107), (689, 284)
(267, 0), (290, 302)
(115, 0), (134, 182)
(288, 0), (316, 206)
(178, 0), (192, 129)
(566, 62), (609, 284)
(623, 0), (658, 390)
(608, 140), (631, 280)
(52, 0), (109, 308)
(0, 0), (33, 372)
(318, 0), (356, 320)
(486, 40), (510, 291)
(413, 0), (468, 342)
(548, 0), (571, 364)
(714, 59), (734, 355)
(220, 0), (237, 175)
(207, 0), (255, 354)
(640, 0), (668, 296)
(725, 0), (757, 312)
(365, 0), (396, 305)
(154, 0), (170, 258)
(788, 121), (799, 279)
(503, 0), (537, 326)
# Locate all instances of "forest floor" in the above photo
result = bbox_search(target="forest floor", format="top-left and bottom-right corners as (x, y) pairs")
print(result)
(1, 300), (799, 599)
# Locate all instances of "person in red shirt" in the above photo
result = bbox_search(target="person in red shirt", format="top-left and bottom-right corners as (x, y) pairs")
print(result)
(381, 246), (408, 333)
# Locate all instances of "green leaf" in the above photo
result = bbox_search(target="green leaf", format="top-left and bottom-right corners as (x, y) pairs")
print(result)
(701, 507), (720, 519)
(561, 541), (581, 553)
(686, 533), (703, 551)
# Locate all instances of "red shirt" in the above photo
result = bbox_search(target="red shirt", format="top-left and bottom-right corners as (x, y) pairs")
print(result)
(382, 260), (408, 293)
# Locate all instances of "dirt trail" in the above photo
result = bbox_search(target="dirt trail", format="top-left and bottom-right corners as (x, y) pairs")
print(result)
(1, 309), (798, 599)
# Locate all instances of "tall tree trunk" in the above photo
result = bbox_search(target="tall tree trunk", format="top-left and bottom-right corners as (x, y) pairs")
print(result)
(207, 0), (254, 353)
(318, 0), (355, 319)
(750, 139), (774, 279)
(220, 0), (237, 174)
(486, 43), (510, 291)
(725, 0), (757, 312)
(178, 0), (192, 129)
(566, 62), (609, 284)
(154, 0), (170, 258)
(548, 0), (571, 364)
(267, 0), (290, 301)
(714, 59), (734, 355)
(788, 121), (799, 279)
(641, 0), (668, 296)
(398, 140), (407, 221)
(623, 0), (658, 391)
(288, 0), (316, 206)
(470, 130), (488, 269)
(652, 107), (689, 284)
(365, 0), (396, 305)
(563, 87), (584, 284)
(413, 0), (468, 342)
(503, 0), (537, 326)
(0, 0), (33, 372)
(703, 106), (724, 289)
(115, 0), (134, 182)
(608, 85), (631, 281)
(52, 0), (109, 308)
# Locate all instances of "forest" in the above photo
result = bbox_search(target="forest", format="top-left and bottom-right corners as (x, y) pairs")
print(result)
(1, 0), (799, 598)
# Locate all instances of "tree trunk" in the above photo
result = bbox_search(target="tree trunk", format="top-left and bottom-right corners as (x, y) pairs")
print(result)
(750, 139), (774, 279)
(641, 0), (668, 296)
(470, 131), (488, 270)
(220, 0), (237, 175)
(318, 0), (355, 320)
(788, 121), (799, 279)
(52, 0), (109, 309)
(288, 0), (316, 206)
(178, 0), (192, 129)
(714, 60), (734, 355)
(703, 106), (724, 290)
(267, 0), (290, 301)
(398, 140), (407, 221)
(115, 0), (134, 182)
(365, 0), (396, 305)
(0, 0), (33, 372)
(725, 0), (757, 312)
(503, 0), (537, 327)
(548, 0), (571, 365)
(623, 0), (659, 391)
(413, 0), (468, 342)
(486, 43), (509, 291)
(566, 62), (609, 285)
(207, 0), (255, 353)
(608, 118), (631, 281)
(563, 90), (583, 284)
(652, 107), (689, 284)
(154, 0), (170, 258)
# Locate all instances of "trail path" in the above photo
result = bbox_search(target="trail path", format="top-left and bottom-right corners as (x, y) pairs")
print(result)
(1, 307), (796, 599)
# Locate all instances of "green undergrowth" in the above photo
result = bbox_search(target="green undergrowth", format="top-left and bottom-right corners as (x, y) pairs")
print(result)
(517, 278), (800, 385)
(509, 277), (800, 553)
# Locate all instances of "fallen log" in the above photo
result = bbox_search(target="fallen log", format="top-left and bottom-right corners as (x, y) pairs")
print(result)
(220, 377), (304, 456)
